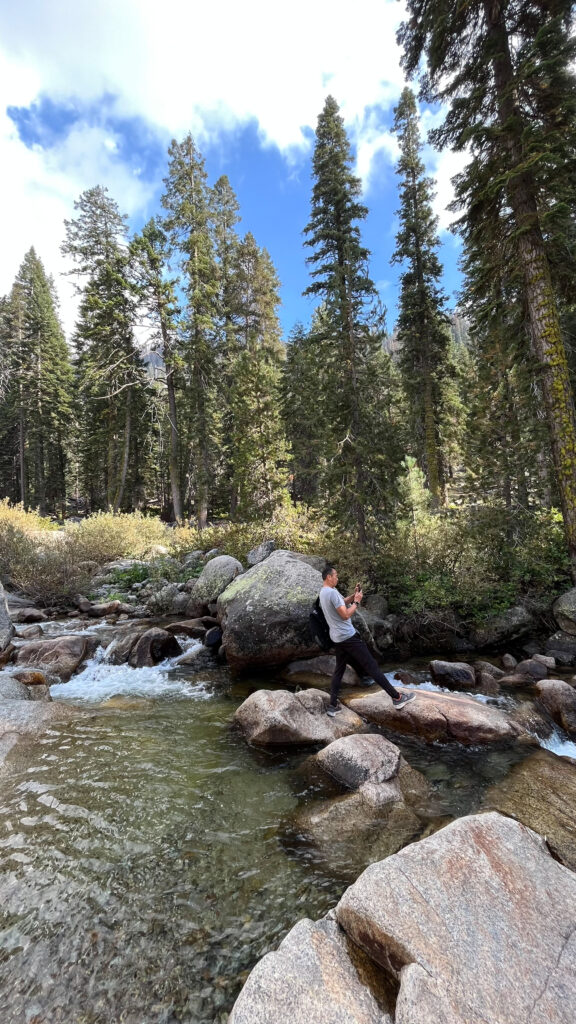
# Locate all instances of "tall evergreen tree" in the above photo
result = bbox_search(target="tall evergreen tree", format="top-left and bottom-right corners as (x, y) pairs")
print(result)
(283, 318), (330, 506)
(130, 218), (184, 521)
(0, 251), (73, 513)
(227, 233), (290, 517)
(398, 0), (576, 574)
(63, 188), (148, 511)
(391, 87), (451, 506)
(161, 134), (220, 528)
(304, 95), (401, 540)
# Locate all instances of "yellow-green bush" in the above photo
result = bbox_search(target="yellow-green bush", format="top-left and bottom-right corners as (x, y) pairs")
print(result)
(66, 511), (171, 565)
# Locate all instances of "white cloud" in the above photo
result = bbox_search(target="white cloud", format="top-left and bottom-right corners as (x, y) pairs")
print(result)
(0, 0), (411, 334)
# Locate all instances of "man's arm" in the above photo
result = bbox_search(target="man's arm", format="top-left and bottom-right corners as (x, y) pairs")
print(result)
(336, 587), (363, 621)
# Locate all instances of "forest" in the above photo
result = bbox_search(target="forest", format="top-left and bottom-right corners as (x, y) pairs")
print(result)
(1, 1), (576, 622)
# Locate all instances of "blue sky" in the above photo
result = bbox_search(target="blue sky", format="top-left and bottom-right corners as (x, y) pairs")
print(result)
(0, 0), (465, 340)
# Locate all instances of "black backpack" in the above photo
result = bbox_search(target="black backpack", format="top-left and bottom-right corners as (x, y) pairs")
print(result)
(309, 596), (332, 651)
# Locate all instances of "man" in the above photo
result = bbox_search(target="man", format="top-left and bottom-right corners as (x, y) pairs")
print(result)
(319, 564), (416, 716)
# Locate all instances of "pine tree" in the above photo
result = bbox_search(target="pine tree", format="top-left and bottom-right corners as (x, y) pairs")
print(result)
(63, 188), (148, 511)
(391, 87), (451, 506)
(130, 218), (184, 521)
(227, 234), (290, 518)
(161, 135), (220, 528)
(210, 175), (241, 515)
(398, 0), (576, 574)
(304, 95), (402, 539)
(0, 251), (73, 513)
(283, 318), (330, 506)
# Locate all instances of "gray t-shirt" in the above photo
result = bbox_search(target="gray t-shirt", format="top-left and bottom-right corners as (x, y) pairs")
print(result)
(319, 586), (356, 643)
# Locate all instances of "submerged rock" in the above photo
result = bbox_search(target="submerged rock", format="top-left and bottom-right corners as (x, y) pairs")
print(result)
(234, 688), (365, 747)
(0, 702), (82, 764)
(289, 734), (430, 878)
(346, 689), (524, 746)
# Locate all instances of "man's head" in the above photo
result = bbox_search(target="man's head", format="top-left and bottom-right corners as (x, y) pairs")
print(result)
(322, 564), (338, 586)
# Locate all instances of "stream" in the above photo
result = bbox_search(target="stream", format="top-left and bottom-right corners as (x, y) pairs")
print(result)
(1, 622), (575, 1023)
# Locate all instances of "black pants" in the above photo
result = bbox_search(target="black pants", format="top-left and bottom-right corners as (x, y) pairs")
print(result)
(330, 632), (399, 706)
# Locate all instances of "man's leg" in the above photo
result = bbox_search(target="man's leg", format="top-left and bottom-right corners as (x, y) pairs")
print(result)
(339, 635), (400, 699)
(329, 643), (349, 707)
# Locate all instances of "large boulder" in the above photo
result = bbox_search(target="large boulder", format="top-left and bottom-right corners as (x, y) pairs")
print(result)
(234, 688), (365, 747)
(482, 748), (576, 871)
(535, 678), (576, 736)
(229, 915), (393, 1024)
(217, 550), (324, 669)
(0, 582), (15, 652)
(552, 587), (576, 635)
(336, 812), (576, 1024)
(15, 634), (100, 682)
(469, 604), (534, 648)
(186, 554), (243, 616)
(346, 689), (524, 746)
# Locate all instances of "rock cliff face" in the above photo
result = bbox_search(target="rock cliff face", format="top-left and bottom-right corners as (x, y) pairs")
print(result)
(231, 813), (576, 1024)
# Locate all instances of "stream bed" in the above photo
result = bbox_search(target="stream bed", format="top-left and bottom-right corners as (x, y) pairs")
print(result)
(1, 632), (575, 1023)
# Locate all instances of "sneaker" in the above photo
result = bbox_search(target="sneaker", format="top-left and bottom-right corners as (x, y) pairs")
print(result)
(326, 703), (343, 717)
(392, 692), (416, 710)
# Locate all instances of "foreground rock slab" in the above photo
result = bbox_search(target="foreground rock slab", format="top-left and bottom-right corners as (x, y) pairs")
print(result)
(234, 688), (365, 746)
(482, 748), (576, 871)
(346, 689), (524, 746)
(229, 915), (393, 1024)
(336, 812), (576, 1024)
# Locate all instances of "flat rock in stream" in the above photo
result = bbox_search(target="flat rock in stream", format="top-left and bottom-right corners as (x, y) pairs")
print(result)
(482, 747), (576, 871)
(229, 915), (393, 1024)
(128, 628), (182, 668)
(15, 634), (100, 682)
(234, 688), (365, 747)
(346, 689), (524, 746)
(0, 702), (82, 765)
(281, 655), (363, 688)
(336, 812), (576, 1024)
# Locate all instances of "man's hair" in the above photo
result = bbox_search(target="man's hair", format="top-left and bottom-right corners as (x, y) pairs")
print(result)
(322, 564), (336, 580)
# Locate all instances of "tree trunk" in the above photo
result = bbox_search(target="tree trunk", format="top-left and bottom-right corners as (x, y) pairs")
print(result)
(486, 0), (576, 578)
(114, 391), (131, 512)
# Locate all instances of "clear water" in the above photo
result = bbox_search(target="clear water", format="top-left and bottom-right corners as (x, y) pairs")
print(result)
(0, 640), (574, 1023)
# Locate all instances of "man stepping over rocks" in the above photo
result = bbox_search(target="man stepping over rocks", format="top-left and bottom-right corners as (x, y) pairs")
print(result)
(319, 565), (415, 716)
